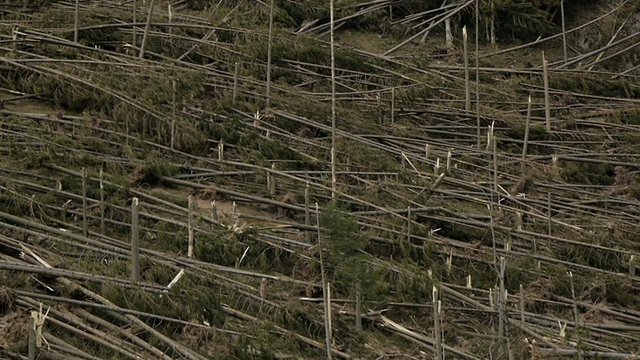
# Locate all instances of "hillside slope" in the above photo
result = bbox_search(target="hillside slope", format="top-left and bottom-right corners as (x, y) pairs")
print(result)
(1, 0), (640, 359)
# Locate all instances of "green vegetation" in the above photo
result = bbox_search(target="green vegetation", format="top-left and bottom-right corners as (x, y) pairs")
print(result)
(0, 0), (639, 358)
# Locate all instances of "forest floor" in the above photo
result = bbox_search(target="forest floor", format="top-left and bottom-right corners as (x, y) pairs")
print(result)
(1, 0), (639, 359)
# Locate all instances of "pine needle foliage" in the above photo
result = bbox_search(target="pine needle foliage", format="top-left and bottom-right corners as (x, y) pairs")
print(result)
(320, 205), (385, 300)
(487, 0), (558, 40)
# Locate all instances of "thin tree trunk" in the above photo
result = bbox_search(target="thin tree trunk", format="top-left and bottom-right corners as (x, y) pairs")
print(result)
(498, 257), (505, 339)
(187, 195), (194, 258)
(464, 26), (470, 111)
(406, 206), (411, 242)
(355, 282), (362, 333)
(171, 79), (176, 150)
(569, 271), (583, 360)
(138, 0), (156, 59)
(233, 61), (239, 105)
(305, 182), (310, 242)
(542, 52), (551, 132)
(561, 0), (567, 63)
(316, 203), (333, 360)
(266, 0), (274, 107)
(390, 88), (395, 125)
(131, 198), (140, 283)
(433, 286), (442, 360)
(475, 0), (481, 150)
(99, 167), (105, 235)
(132, 0), (137, 54)
(74, 0), (79, 43)
(330, 0), (337, 201)
(445, 18), (453, 49)
(521, 94), (532, 173)
(82, 167), (87, 238)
